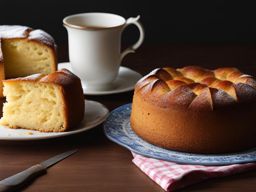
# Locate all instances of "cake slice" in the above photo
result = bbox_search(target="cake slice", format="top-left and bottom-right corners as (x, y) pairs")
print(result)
(0, 25), (57, 97)
(0, 69), (84, 132)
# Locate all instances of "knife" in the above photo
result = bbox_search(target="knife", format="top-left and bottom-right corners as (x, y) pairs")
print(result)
(0, 149), (77, 192)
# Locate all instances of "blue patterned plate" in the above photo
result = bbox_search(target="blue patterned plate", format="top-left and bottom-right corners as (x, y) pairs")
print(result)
(103, 104), (256, 165)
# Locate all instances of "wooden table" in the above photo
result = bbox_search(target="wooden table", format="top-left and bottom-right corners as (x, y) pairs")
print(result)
(1, 43), (256, 191)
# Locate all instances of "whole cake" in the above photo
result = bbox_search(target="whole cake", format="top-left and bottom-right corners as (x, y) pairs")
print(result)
(130, 66), (256, 154)
(0, 69), (84, 132)
(0, 25), (57, 97)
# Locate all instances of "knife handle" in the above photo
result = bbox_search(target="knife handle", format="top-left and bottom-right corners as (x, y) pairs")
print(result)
(0, 164), (46, 192)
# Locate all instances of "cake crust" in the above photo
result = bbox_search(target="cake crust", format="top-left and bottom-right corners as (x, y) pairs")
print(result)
(131, 66), (256, 153)
(0, 25), (56, 48)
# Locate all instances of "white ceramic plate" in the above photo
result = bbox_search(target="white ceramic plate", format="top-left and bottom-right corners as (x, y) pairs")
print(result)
(0, 100), (109, 141)
(58, 62), (142, 95)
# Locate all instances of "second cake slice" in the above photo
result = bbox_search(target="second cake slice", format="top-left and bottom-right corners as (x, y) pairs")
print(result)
(0, 69), (84, 132)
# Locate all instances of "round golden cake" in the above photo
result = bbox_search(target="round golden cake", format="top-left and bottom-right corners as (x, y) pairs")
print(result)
(130, 66), (256, 154)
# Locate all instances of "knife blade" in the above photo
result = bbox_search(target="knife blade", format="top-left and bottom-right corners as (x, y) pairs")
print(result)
(0, 149), (77, 192)
(40, 149), (77, 168)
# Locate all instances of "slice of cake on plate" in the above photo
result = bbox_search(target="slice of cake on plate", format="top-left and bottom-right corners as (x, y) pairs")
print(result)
(0, 69), (85, 132)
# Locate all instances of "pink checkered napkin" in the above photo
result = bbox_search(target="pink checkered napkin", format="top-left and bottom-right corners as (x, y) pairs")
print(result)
(132, 153), (256, 191)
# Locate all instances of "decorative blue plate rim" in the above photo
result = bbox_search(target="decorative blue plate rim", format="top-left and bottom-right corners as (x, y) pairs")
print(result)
(103, 103), (256, 165)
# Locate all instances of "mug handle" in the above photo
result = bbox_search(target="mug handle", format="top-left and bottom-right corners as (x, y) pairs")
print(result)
(121, 15), (145, 61)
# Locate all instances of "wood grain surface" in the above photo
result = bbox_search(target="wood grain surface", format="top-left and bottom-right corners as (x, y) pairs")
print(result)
(0, 43), (256, 191)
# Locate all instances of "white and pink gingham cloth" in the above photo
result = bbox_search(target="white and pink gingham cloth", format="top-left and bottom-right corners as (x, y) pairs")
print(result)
(132, 152), (256, 191)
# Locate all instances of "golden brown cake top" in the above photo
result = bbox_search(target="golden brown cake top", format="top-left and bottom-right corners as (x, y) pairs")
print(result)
(135, 66), (256, 110)
(0, 25), (56, 47)
(3, 69), (80, 87)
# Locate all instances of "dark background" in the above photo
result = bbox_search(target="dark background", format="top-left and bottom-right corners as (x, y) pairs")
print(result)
(1, 0), (256, 46)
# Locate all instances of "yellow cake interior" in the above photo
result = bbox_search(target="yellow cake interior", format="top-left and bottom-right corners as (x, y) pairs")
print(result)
(0, 81), (66, 132)
(1, 39), (55, 78)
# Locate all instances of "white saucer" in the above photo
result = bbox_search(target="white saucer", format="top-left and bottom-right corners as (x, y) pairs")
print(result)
(58, 62), (142, 95)
(0, 100), (109, 141)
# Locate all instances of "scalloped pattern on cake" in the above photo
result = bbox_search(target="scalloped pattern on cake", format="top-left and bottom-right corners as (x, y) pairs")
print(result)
(135, 66), (256, 110)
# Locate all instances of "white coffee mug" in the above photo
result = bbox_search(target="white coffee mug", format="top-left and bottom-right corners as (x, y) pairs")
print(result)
(63, 12), (145, 91)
